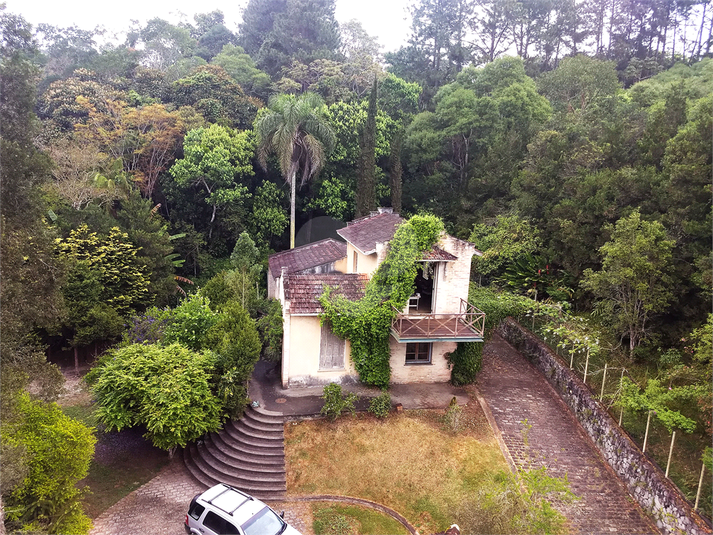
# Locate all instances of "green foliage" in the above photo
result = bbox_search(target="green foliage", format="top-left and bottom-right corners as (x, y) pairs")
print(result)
(501, 253), (573, 302)
(368, 391), (391, 418)
(163, 293), (218, 350)
(56, 224), (152, 316)
(470, 215), (542, 279)
(617, 377), (700, 433)
(442, 401), (463, 433)
(3, 392), (95, 534)
(257, 299), (284, 362)
(90, 343), (222, 450)
(204, 302), (262, 417)
(447, 342), (483, 386)
(320, 383), (358, 421)
(320, 214), (444, 386)
(454, 468), (573, 535)
(468, 284), (563, 333)
(581, 210), (674, 357)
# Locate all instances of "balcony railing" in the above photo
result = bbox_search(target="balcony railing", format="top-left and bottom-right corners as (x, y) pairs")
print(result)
(390, 298), (486, 342)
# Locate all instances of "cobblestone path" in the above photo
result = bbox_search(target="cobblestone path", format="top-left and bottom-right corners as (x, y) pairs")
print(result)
(89, 457), (312, 535)
(478, 334), (660, 534)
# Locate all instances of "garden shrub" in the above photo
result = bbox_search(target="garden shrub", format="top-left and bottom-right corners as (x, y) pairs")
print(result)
(368, 390), (391, 418)
(447, 342), (483, 386)
(320, 383), (358, 421)
(90, 343), (222, 452)
(123, 306), (173, 345)
(162, 293), (218, 350)
(3, 392), (95, 534)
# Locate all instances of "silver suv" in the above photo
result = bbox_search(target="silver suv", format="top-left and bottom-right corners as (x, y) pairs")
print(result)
(184, 484), (301, 535)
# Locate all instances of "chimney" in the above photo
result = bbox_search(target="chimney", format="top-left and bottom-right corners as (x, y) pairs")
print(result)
(377, 207), (393, 214)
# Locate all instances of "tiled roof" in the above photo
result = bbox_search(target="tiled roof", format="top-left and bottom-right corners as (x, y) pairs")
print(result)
(422, 246), (458, 261)
(268, 238), (346, 277)
(285, 273), (368, 314)
(337, 211), (404, 254)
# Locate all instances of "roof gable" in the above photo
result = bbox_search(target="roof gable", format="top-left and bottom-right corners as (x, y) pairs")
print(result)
(268, 238), (346, 277)
(336, 211), (404, 254)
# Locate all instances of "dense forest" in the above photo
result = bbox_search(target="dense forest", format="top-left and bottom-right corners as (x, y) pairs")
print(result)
(1, 0), (711, 532)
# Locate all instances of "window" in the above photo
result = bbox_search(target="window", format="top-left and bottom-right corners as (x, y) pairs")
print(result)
(405, 342), (431, 364)
(353, 251), (358, 272)
(203, 511), (239, 534)
(188, 502), (205, 520)
(242, 506), (285, 535)
(320, 323), (345, 370)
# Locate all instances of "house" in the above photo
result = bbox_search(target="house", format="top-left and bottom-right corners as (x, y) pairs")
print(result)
(269, 208), (485, 388)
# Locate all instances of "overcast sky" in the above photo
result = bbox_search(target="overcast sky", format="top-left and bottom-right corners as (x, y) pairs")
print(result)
(4, 0), (412, 53)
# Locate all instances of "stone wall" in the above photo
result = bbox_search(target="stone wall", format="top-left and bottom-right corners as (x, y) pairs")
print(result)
(497, 318), (712, 535)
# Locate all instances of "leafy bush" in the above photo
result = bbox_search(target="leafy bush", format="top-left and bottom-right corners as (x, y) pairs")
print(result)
(447, 342), (483, 385)
(320, 383), (358, 421)
(257, 298), (283, 361)
(2, 393), (95, 534)
(368, 390), (391, 418)
(204, 302), (262, 418)
(442, 401), (463, 433)
(123, 306), (173, 345)
(90, 343), (222, 452)
(163, 293), (218, 350)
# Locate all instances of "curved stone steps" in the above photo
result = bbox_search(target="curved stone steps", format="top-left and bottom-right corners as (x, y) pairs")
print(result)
(183, 405), (286, 501)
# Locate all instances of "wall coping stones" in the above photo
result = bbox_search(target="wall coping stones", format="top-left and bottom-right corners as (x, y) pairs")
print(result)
(496, 317), (712, 535)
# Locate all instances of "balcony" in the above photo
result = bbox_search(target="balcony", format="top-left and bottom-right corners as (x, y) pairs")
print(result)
(390, 299), (486, 343)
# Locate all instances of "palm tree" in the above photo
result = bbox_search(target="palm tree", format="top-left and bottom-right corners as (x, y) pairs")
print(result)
(255, 92), (336, 249)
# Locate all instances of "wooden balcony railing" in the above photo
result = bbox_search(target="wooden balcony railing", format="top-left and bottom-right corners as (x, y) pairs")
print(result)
(390, 298), (486, 342)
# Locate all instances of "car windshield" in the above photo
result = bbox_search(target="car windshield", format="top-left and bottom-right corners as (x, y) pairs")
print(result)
(241, 506), (285, 535)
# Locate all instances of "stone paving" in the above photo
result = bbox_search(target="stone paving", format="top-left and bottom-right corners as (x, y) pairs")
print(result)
(478, 334), (660, 534)
(89, 457), (310, 535)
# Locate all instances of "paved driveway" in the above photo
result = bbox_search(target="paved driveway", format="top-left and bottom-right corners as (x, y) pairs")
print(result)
(477, 334), (659, 534)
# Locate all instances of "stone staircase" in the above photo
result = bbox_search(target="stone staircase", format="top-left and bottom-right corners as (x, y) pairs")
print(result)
(183, 405), (286, 501)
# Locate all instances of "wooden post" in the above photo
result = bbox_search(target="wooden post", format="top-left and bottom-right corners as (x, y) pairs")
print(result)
(600, 363), (608, 401)
(695, 463), (706, 510)
(643, 410), (653, 453)
(569, 350), (574, 370)
(665, 431), (676, 477)
(583, 347), (590, 385)
(532, 290), (537, 330)
(619, 407), (623, 426)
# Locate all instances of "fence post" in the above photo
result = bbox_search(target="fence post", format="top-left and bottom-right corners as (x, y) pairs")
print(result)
(600, 363), (608, 401)
(619, 407), (623, 426)
(695, 463), (706, 510)
(643, 410), (653, 453)
(665, 431), (676, 477)
(569, 349), (574, 370)
(583, 347), (590, 385)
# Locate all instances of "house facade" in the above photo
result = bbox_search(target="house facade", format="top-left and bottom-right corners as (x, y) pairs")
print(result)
(269, 208), (485, 388)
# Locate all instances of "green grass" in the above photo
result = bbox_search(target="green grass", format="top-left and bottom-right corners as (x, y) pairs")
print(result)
(61, 404), (99, 428)
(312, 503), (409, 535)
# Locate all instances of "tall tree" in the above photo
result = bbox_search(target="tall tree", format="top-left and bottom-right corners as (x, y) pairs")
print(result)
(356, 79), (378, 217)
(581, 211), (674, 358)
(255, 92), (336, 248)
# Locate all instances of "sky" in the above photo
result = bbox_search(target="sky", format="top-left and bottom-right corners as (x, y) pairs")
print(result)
(4, 0), (412, 53)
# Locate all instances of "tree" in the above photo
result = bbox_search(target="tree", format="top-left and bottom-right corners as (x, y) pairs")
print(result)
(470, 214), (542, 279)
(88, 343), (222, 454)
(239, 0), (342, 77)
(2, 393), (95, 535)
(126, 18), (197, 71)
(355, 79), (378, 217)
(255, 92), (336, 248)
(169, 124), (255, 239)
(211, 44), (271, 99)
(172, 65), (259, 129)
(581, 211), (675, 358)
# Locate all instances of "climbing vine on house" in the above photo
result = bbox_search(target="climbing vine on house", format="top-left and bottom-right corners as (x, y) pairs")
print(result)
(319, 214), (444, 387)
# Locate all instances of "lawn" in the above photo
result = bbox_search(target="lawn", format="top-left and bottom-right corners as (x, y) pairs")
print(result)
(285, 393), (569, 535)
(312, 502), (409, 535)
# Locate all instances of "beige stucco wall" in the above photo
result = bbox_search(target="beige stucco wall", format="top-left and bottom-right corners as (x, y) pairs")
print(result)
(345, 242), (378, 275)
(284, 315), (356, 387)
(333, 255), (347, 274)
(433, 235), (475, 314)
(388, 338), (456, 383)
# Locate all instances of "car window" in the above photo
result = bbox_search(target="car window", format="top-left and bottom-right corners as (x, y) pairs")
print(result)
(241, 506), (285, 535)
(203, 511), (239, 535)
(189, 502), (205, 520)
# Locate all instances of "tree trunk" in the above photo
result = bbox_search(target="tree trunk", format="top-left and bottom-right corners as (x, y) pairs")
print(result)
(389, 132), (403, 214)
(74, 346), (79, 373)
(290, 170), (296, 249)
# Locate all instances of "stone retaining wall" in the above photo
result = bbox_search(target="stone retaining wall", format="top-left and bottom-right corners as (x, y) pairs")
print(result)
(497, 317), (712, 535)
